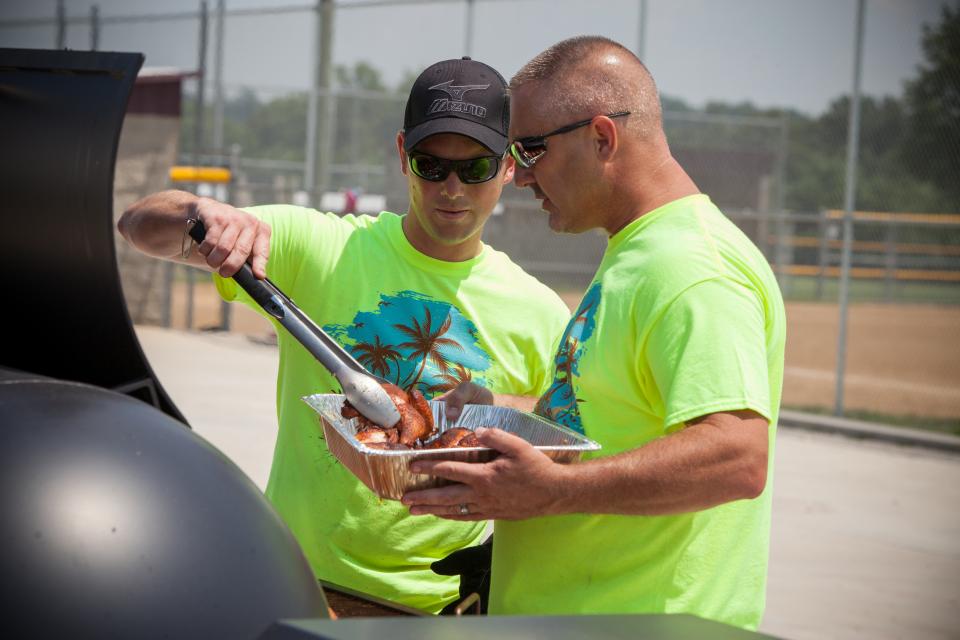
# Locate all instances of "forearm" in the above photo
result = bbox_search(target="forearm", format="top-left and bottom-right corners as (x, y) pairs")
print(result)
(552, 411), (769, 516)
(439, 383), (537, 421)
(492, 393), (537, 412)
(118, 190), (206, 266)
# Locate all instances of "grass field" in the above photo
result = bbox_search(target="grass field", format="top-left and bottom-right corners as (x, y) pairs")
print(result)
(778, 275), (960, 305)
(784, 405), (960, 436)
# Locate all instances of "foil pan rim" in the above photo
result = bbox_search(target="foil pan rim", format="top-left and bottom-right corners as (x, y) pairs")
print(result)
(301, 393), (601, 454)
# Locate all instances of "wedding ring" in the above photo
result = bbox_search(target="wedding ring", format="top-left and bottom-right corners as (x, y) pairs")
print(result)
(458, 503), (470, 515)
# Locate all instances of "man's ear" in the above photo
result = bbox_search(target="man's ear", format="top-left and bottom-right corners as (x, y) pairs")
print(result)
(501, 153), (516, 185)
(396, 132), (409, 175)
(592, 115), (619, 162)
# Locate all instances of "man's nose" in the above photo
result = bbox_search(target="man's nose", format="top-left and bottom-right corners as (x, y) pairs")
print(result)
(441, 170), (466, 198)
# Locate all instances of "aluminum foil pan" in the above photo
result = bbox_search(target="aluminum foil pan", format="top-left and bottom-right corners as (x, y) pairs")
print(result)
(302, 393), (601, 501)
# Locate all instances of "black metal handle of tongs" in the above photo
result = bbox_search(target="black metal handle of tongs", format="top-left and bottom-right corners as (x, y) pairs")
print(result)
(188, 219), (367, 377)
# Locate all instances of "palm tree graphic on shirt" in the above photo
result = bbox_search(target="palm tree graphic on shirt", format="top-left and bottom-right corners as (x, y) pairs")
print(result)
(535, 283), (601, 433)
(426, 362), (474, 396)
(353, 335), (401, 378)
(324, 290), (491, 396)
(394, 306), (464, 389)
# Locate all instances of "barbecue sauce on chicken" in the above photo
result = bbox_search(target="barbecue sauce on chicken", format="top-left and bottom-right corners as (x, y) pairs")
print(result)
(341, 383), (482, 450)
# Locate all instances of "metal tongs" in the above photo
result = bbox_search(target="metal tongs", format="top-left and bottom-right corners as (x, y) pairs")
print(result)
(189, 220), (401, 428)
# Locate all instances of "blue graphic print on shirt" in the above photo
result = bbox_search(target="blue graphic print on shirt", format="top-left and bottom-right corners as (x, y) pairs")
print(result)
(324, 290), (492, 397)
(534, 282), (602, 433)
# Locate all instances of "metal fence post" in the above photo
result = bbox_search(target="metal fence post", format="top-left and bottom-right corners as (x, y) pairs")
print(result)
(55, 0), (65, 48)
(817, 210), (829, 300)
(757, 176), (771, 260)
(90, 5), (99, 50)
(775, 111), (789, 263)
(187, 0), (209, 332)
(774, 211), (792, 296)
(315, 0), (335, 202)
(162, 261), (173, 328)
(464, 0), (475, 57)
(220, 146), (235, 332)
(834, 0), (866, 417)
(883, 219), (898, 302)
(212, 0), (225, 157)
(304, 2), (317, 202)
(637, 0), (648, 61)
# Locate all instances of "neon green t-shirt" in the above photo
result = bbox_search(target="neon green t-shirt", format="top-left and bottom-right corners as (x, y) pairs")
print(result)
(214, 207), (570, 612)
(489, 195), (786, 629)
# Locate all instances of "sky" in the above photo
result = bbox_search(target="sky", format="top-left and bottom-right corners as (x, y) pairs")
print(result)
(0, 0), (954, 116)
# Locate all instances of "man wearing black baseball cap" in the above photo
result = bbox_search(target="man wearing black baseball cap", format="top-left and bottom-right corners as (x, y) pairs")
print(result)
(118, 57), (569, 615)
(395, 56), (514, 262)
(402, 56), (510, 156)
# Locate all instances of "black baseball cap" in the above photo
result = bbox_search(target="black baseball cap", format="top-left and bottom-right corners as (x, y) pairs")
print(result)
(403, 56), (510, 156)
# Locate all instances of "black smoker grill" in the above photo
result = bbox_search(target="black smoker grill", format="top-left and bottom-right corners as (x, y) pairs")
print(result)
(0, 48), (182, 419)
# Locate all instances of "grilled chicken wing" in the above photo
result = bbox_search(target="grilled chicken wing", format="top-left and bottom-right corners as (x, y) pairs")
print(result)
(422, 427), (481, 449)
(354, 425), (399, 445)
(343, 383), (436, 447)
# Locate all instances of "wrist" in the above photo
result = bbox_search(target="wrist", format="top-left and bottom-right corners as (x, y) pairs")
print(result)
(186, 195), (207, 222)
(545, 461), (577, 515)
(492, 393), (536, 412)
(181, 196), (205, 259)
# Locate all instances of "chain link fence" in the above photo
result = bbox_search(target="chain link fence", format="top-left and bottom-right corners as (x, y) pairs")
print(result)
(3, 0), (958, 424)
(183, 85), (960, 309)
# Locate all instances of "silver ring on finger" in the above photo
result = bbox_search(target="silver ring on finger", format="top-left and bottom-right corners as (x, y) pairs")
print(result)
(457, 503), (470, 515)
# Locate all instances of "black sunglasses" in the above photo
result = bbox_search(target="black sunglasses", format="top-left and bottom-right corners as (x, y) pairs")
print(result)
(408, 151), (503, 184)
(509, 111), (631, 168)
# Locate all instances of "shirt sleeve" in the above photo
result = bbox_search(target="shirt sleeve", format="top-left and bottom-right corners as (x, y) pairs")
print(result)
(644, 276), (772, 431)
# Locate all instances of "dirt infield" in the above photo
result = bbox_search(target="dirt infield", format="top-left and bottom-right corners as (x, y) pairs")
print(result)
(159, 281), (960, 420)
(780, 302), (960, 418)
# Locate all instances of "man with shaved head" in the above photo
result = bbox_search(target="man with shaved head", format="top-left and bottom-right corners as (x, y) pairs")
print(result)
(403, 36), (786, 630)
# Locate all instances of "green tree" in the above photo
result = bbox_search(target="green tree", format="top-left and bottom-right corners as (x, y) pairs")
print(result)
(784, 90), (955, 213)
(336, 61), (387, 92)
(332, 62), (404, 190)
(395, 69), (420, 97)
(902, 4), (960, 209)
(236, 93), (308, 162)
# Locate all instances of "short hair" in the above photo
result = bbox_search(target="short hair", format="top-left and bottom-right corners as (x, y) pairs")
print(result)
(510, 36), (662, 138)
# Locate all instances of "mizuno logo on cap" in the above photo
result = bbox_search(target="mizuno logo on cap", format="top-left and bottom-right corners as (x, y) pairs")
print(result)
(428, 79), (489, 101)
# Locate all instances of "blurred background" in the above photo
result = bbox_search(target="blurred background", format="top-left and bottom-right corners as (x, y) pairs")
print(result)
(2, 0), (957, 433)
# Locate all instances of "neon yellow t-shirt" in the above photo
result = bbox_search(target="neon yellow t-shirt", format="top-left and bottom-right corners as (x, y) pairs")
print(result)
(214, 207), (570, 613)
(489, 195), (786, 630)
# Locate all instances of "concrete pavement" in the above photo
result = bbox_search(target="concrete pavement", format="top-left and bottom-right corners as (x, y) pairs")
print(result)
(135, 325), (960, 640)
(138, 326), (280, 491)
